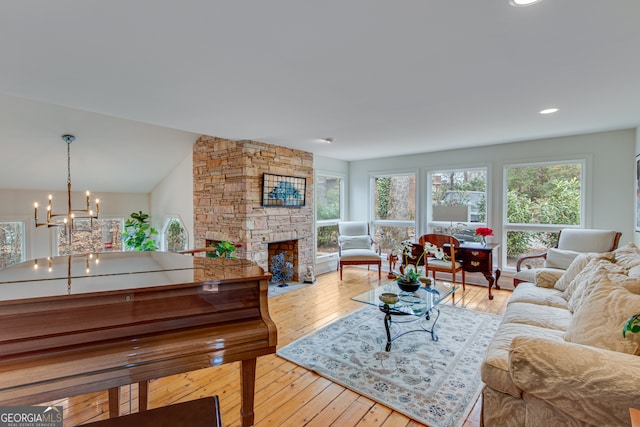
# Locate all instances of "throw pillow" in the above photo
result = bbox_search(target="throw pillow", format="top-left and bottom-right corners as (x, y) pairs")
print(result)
(545, 248), (580, 269)
(340, 236), (372, 251)
(614, 242), (640, 269)
(535, 269), (564, 288)
(554, 252), (614, 292)
(568, 270), (637, 313)
(562, 259), (624, 307)
(564, 282), (640, 355)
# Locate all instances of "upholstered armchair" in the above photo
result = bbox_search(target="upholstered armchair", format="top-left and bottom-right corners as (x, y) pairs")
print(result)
(337, 221), (382, 280)
(513, 228), (621, 286)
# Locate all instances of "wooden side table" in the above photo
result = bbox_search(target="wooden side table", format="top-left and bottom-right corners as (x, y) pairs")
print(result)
(631, 408), (640, 427)
(450, 242), (501, 300)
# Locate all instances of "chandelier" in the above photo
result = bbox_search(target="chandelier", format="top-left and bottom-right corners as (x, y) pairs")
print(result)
(33, 134), (100, 236)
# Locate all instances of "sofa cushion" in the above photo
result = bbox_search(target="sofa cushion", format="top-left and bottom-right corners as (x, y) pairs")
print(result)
(501, 302), (571, 331)
(509, 282), (568, 309)
(534, 269), (564, 288)
(562, 259), (624, 305)
(553, 251), (615, 291)
(564, 282), (640, 355)
(544, 248), (579, 269)
(481, 323), (566, 398)
(339, 249), (380, 261)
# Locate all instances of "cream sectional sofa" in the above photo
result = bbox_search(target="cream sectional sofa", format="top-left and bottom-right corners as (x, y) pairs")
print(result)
(481, 242), (640, 427)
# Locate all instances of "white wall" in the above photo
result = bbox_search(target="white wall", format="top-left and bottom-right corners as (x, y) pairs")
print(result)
(348, 129), (636, 271)
(0, 189), (149, 259)
(150, 151), (194, 249)
(635, 127), (640, 247)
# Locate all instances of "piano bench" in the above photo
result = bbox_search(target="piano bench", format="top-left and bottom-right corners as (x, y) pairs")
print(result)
(76, 396), (222, 427)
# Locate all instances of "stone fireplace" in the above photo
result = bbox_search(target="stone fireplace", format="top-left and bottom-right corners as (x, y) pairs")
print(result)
(193, 136), (314, 280)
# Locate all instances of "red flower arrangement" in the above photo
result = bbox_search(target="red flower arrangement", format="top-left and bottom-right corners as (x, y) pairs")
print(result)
(475, 227), (494, 237)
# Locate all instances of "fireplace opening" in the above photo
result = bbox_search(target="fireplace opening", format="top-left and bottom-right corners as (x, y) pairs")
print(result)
(267, 240), (299, 282)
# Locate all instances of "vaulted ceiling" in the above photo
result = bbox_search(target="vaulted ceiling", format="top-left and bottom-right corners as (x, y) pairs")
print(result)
(0, 1), (639, 192)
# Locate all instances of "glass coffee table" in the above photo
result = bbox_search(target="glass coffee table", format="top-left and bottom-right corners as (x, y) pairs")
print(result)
(352, 280), (457, 351)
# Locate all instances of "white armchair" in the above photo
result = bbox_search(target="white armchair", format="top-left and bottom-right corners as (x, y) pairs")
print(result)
(337, 221), (382, 280)
(513, 228), (621, 286)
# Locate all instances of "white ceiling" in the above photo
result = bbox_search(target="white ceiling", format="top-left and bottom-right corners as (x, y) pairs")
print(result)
(0, 0), (639, 193)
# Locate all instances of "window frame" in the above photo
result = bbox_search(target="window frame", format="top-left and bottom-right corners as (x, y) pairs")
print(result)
(369, 170), (418, 256)
(502, 157), (588, 269)
(162, 215), (189, 252)
(0, 219), (26, 269)
(426, 166), (489, 233)
(315, 171), (345, 260)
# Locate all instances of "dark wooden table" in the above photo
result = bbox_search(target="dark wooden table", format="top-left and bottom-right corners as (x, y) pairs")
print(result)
(452, 242), (501, 299)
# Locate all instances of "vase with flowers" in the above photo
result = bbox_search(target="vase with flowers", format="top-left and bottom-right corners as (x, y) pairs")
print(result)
(475, 227), (494, 246)
(393, 240), (425, 293)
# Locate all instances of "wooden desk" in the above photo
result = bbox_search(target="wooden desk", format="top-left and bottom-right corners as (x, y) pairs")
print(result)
(456, 242), (501, 299)
(0, 252), (277, 427)
(444, 242), (501, 299)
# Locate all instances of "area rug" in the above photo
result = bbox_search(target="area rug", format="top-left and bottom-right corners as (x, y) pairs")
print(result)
(277, 304), (501, 427)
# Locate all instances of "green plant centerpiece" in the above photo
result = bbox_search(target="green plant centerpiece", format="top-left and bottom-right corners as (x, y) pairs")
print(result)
(207, 240), (238, 258)
(394, 241), (425, 293)
(122, 211), (159, 251)
(623, 313), (640, 338)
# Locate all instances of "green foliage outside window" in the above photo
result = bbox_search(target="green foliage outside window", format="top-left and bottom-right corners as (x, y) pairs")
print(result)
(165, 218), (187, 252)
(506, 163), (582, 259)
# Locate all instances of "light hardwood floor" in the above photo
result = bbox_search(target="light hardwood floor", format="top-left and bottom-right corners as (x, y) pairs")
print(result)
(50, 269), (511, 427)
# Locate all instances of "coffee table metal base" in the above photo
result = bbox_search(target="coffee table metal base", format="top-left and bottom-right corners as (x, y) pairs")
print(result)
(380, 304), (441, 352)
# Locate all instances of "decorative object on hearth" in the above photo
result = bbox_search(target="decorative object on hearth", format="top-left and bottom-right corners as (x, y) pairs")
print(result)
(262, 173), (306, 207)
(278, 303), (502, 427)
(270, 252), (294, 287)
(303, 264), (316, 283)
(33, 134), (100, 241)
(475, 227), (494, 245)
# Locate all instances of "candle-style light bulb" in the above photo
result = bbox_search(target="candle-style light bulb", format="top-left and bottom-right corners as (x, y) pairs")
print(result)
(95, 198), (100, 215)
(34, 202), (38, 221)
(86, 191), (90, 207)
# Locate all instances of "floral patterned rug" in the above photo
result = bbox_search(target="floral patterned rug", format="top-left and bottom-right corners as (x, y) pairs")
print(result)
(277, 303), (501, 427)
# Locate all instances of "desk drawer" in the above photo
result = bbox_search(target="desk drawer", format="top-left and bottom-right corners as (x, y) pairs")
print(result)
(462, 250), (491, 272)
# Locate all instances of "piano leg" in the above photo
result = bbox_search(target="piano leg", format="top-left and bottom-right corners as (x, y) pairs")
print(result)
(240, 358), (257, 427)
(138, 381), (148, 411)
(108, 387), (120, 417)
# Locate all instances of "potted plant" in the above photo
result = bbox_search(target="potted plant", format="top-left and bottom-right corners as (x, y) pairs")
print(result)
(122, 211), (159, 251)
(623, 313), (640, 338)
(394, 241), (425, 292)
(206, 240), (238, 258)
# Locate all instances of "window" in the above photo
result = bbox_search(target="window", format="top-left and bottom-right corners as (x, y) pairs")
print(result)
(371, 173), (416, 255)
(57, 218), (123, 255)
(316, 174), (343, 257)
(429, 168), (487, 240)
(0, 221), (24, 269)
(504, 160), (583, 268)
(164, 217), (189, 252)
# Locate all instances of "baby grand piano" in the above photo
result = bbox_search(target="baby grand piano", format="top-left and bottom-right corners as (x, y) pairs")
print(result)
(0, 252), (277, 427)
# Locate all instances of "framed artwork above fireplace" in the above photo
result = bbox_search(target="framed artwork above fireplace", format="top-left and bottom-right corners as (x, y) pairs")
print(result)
(262, 173), (306, 207)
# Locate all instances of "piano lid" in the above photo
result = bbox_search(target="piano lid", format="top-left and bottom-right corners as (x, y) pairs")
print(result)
(0, 252), (268, 302)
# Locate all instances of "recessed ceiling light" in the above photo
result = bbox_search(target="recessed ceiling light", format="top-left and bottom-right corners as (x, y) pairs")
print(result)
(509, 0), (542, 6)
(323, 137), (333, 144)
(539, 108), (559, 115)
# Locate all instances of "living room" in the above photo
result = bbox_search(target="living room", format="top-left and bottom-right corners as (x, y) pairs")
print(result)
(1, 1), (640, 426)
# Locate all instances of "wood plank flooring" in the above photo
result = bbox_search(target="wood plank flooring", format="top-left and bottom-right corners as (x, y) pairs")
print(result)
(46, 269), (511, 427)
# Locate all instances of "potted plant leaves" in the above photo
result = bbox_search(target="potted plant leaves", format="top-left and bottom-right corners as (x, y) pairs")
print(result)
(122, 211), (159, 251)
